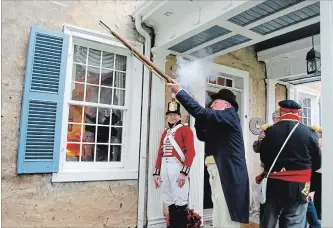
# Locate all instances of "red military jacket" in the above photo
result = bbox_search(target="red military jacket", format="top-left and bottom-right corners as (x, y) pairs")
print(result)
(153, 123), (196, 176)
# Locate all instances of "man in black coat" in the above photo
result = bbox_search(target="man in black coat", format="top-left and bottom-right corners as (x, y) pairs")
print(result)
(259, 100), (321, 228)
(167, 79), (250, 227)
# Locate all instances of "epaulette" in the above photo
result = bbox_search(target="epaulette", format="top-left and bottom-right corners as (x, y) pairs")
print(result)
(261, 123), (270, 131)
(311, 124), (320, 132)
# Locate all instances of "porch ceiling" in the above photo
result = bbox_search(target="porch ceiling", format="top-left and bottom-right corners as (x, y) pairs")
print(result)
(136, 0), (320, 60)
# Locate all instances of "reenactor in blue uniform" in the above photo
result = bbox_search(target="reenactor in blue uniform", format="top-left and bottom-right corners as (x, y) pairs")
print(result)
(167, 79), (250, 227)
(259, 100), (321, 228)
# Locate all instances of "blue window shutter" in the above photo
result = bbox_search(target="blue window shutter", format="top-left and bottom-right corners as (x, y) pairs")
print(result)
(17, 27), (69, 174)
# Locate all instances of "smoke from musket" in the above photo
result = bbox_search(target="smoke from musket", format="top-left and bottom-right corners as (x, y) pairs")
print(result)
(174, 48), (220, 100)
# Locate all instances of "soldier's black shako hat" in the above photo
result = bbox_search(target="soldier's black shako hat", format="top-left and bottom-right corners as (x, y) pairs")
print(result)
(210, 89), (239, 112)
(279, 100), (302, 113)
(166, 98), (181, 115)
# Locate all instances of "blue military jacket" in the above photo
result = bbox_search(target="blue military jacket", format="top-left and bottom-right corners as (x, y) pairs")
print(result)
(176, 89), (250, 223)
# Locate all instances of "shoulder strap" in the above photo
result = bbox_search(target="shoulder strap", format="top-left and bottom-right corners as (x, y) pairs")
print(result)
(266, 123), (300, 177)
(168, 134), (185, 162)
(164, 124), (185, 162)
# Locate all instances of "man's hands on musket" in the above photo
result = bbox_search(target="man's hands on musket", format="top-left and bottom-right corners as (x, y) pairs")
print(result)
(177, 173), (186, 188)
(154, 175), (161, 189)
(167, 79), (182, 94)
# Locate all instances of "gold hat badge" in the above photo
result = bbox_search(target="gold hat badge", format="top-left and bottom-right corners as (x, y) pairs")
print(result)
(169, 102), (177, 111)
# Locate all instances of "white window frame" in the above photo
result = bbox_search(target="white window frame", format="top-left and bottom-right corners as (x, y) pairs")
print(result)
(52, 25), (143, 182)
(206, 75), (234, 88)
(294, 86), (320, 126)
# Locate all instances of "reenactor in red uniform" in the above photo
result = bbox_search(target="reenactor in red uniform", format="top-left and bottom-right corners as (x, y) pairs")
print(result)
(153, 98), (196, 228)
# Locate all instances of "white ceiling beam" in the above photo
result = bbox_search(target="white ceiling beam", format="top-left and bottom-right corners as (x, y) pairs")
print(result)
(245, 0), (320, 29)
(203, 16), (320, 61)
(154, 0), (263, 50)
(218, 21), (263, 39)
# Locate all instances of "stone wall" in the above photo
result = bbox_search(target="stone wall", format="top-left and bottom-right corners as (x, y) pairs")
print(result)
(215, 46), (266, 217)
(2, 1), (143, 227)
(275, 84), (287, 109)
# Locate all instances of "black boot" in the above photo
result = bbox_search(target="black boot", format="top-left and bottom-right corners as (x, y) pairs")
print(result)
(175, 204), (188, 228)
(168, 204), (176, 228)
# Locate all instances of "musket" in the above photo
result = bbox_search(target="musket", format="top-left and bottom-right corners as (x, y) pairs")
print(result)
(99, 20), (173, 83)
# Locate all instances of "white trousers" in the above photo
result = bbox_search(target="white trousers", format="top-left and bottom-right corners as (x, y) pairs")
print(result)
(207, 163), (240, 228)
(161, 157), (189, 206)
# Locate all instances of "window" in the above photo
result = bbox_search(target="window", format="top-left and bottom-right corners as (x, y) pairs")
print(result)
(66, 43), (127, 164)
(207, 76), (233, 88)
(299, 94), (312, 126)
(17, 25), (143, 182)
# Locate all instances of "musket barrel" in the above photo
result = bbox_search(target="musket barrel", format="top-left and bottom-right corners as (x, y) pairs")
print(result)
(99, 20), (173, 83)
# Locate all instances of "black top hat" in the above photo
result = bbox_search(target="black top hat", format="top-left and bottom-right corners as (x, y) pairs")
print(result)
(166, 99), (181, 115)
(210, 89), (239, 112)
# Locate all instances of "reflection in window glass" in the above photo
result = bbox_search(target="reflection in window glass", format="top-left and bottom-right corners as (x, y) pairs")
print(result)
(66, 45), (126, 163)
(299, 96), (311, 126)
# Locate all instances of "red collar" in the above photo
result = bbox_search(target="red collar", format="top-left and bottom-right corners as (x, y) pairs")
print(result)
(280, 113), (300, 122)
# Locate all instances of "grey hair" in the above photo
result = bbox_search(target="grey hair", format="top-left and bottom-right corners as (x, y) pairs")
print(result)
(272, 110), (279, 118)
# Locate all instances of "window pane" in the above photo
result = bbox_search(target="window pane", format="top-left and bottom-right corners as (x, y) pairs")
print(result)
(74, 45), (87, 64)
(68, 105), (83, 123)
(303, 118), (307, 125)
(111, 110), (123, 126)
(82, 144), (95, 162)
(217, 77), (225, 86)
(66, 143), (81, 161)
(226, 79), (233, 87)
(101, 69), (113, 87)
(96, 144), (108, 161)
(110, 145), (121, 161)
(115, 54), (127, 71)
(113, 89), (125, 106)
(306, 98), (311, 107)
(73, 64), (86, 82)
(102, 51), (114, 69)
(303, 108), (308, 118)
(97, 126), (110, 143)
(88, 48), (101, 67)
(100, 87), (112, 105)
(85, 85), (99, 103)
(114, 72), (126, 89)
(84, 106), (98, 124)
(111, 127), (122, 143)
(71, 83), (84, 101)
(87, 67), (100, 85)
(97, 107), (111, 124)
(67, 124), (82, 142)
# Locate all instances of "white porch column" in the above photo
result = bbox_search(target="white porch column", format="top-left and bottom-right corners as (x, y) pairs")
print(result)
(265, 79), (277, 124)
(188, 86), (205, 223)
(147, 51), (168, 227)
(320, 1), (333, 226)
(287, 84), (296, 100)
